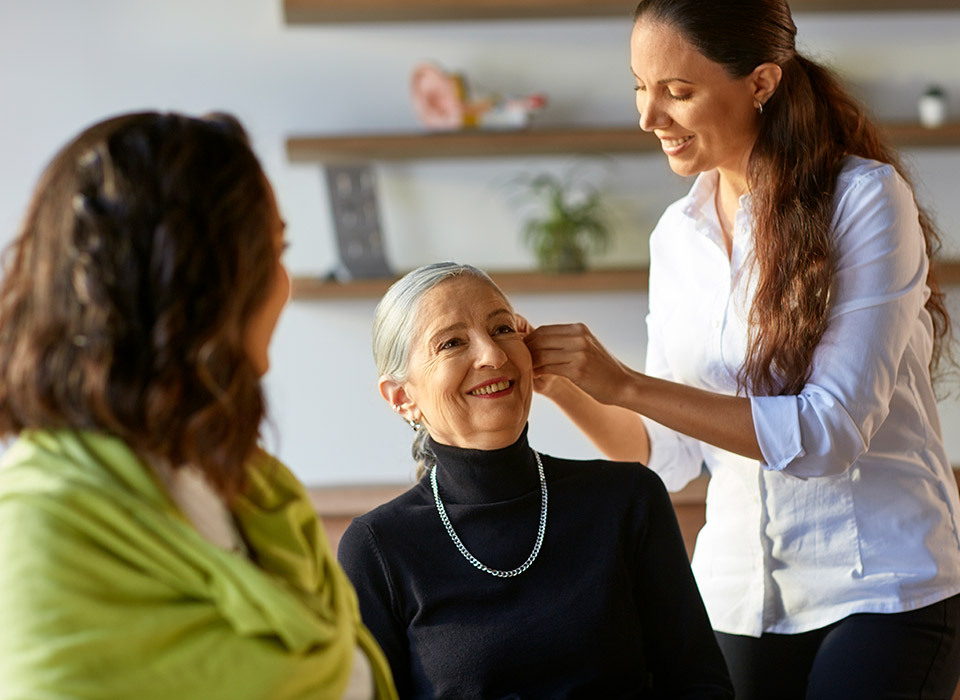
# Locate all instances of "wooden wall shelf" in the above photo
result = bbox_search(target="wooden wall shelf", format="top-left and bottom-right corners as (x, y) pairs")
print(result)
(292, 261), (960, 300)
(288, 127), (658, 163)
(287, 122), (960, 164)
(284, 0), (960, 24)
(292, 267), (650, 300)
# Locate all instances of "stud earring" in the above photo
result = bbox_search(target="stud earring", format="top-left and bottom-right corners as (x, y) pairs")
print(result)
(408, 418), (421, 432)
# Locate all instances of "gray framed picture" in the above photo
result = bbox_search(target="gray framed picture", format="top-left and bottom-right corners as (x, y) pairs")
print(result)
(324, 164), (393, 279)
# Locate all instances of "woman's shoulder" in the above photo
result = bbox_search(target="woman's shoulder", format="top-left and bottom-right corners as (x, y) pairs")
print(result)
(832, 155), (919, 243)
(341, 481), (431, 540)
(336, 481), (433, 574)
(0, 431), (132, 513)
(835, 155), (907, 203)
(540, 454), (669, 501)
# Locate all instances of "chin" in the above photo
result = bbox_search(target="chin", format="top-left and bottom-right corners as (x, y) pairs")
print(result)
(476, 424), (526, 450)
(666, 158), (702, 178)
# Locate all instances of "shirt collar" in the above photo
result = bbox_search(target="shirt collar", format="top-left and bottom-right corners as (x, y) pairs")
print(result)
(681, 170), (721, 223)
(680, 170), (755, 251)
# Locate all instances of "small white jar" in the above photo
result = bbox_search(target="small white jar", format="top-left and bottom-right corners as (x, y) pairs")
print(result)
(918, 86), (948, 129)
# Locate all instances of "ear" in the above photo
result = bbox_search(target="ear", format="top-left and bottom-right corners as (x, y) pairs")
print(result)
(515, 313), (534, 338)
(379, 375), (420, 423)
(750, 62), (783, 108)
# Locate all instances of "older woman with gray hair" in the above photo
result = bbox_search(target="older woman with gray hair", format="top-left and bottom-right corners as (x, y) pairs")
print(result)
(337, 262), (733, 699)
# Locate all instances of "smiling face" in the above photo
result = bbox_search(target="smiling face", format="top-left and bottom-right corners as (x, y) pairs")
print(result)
(630, 19), (762, 182)
(395, 274), (533, 451)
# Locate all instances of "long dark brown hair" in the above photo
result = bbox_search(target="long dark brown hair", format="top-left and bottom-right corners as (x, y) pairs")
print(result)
(634, 0), (951, 396)
(0, 112), (277, 498)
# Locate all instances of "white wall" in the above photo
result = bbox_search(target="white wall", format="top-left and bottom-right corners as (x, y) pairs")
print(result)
(1, 1), (959, 485)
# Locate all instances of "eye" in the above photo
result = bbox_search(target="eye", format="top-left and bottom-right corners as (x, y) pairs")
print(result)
(493, 324), (516, 335)
(438, 338), (462, 351)
(669, 92), (692, 101)
(634, 84), (646, 93)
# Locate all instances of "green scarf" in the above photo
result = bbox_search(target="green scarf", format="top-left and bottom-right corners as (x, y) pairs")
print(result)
(0, 429), (397, 700)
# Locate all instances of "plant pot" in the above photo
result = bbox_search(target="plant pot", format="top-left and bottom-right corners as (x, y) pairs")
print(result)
(540, 245), (587, 274)
(918, 89), (947, 129)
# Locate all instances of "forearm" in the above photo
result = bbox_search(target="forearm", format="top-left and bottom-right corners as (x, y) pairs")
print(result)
(617, 370), (761, 461)
(526, 322), (761, 462)
(543, 377), (651, 463)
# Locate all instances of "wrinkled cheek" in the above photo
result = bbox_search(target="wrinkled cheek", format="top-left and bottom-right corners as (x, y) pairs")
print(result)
(423, 392), (467, 434)
(519, 380), (534, 419)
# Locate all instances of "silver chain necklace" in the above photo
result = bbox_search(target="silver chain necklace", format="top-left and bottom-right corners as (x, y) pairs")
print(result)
(430, 449), (547, 578)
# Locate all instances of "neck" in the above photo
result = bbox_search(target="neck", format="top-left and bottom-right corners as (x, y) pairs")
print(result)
(427, 425), (537, 505)
(715, 168), (750, 257)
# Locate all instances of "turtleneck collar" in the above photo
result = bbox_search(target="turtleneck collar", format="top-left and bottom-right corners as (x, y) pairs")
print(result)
(427, 425), (538, 505)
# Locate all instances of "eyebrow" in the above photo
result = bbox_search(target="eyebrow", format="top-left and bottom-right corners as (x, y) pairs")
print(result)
(630, 68), (694, 85)
(426, 308), (514, 347)
(429, 322), (467, 346)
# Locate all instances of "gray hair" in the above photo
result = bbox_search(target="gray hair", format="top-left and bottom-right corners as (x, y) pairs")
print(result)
(372, 262), (506, 475)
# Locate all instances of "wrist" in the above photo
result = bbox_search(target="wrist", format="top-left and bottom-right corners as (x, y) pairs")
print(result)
(613, 366), (647, 412)
(535, 373), (572, 401)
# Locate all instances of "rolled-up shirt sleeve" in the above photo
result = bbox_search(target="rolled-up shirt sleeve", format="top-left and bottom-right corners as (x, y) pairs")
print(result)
(752, 164), (930, 478)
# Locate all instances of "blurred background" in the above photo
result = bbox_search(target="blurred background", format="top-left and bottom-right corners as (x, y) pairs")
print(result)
(1, 0), (958, 486)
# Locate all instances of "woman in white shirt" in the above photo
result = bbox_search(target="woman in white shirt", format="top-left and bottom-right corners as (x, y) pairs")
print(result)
(523, 1), (960, 698)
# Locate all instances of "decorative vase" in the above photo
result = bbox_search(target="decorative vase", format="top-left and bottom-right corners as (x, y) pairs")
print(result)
(918, 86), (947, 129)
(542, 244), (587, 274)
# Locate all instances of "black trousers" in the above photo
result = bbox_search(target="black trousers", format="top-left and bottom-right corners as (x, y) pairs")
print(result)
(715, 592), (960, 700)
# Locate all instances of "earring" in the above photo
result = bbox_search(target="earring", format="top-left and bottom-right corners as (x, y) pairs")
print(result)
(756, 100), (764, 115)
(392, 402), (420, 430)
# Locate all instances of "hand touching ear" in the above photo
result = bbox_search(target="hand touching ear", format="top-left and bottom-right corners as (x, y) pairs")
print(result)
(523, 322), (633, 406)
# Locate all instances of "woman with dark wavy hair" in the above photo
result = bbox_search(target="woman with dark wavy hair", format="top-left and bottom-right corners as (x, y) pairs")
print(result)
(524, 1), (960, 698)
(0, 111), (396, 699)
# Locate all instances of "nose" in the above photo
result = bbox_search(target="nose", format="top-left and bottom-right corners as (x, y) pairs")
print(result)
(638, 94), (669, 132)
(474, 334), (507, 369)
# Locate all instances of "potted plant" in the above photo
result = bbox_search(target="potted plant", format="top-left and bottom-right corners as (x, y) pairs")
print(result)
(517, 171), (611, 274)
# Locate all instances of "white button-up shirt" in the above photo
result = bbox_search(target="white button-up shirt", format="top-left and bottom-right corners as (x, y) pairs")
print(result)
(644, 156), (960, 637)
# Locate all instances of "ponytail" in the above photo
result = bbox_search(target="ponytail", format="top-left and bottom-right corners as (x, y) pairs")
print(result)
(746, 53), (950, 394)
(412, 429), (436, 480)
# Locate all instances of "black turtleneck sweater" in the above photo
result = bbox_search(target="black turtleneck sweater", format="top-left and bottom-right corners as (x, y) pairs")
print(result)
(338, 428), (732, 700)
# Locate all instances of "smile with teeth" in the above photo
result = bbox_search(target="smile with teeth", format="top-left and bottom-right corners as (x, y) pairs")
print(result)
(661, 135), (694, 148)
(469, 380), (512, 396)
